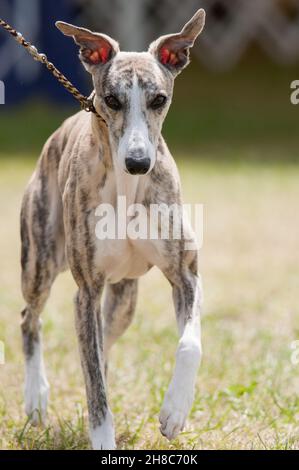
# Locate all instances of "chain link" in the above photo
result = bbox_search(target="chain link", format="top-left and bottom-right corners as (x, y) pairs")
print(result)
(0, 18), (107, 125)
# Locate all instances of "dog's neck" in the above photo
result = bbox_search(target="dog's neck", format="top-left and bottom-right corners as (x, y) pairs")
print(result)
(91, 112), (144, 206)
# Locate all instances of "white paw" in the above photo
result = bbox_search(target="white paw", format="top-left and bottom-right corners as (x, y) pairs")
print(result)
(90, 409), (116, 450)
(159, 382), (194, 440)
(25, 377), (49, 426)
(24, 345), (49, 426)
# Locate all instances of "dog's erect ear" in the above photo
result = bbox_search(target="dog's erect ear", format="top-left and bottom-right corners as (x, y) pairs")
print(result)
(148, 9), (205, 75)
(55, 21), (119, 71)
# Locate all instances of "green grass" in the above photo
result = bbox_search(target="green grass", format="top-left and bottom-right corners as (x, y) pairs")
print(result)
(0, 151), (299, 449)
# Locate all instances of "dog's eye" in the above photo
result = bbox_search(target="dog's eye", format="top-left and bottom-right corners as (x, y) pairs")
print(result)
(104, 95), (122, 111)
(150, 94), (167, 110)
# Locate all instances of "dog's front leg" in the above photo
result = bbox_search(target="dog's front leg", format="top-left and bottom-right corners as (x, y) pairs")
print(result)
(160, 261), (203, 440)
(75, 286), (115, 450)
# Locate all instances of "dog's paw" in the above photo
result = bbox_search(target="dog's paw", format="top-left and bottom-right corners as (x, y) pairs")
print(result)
(25, 379), (49, 426)
(90, 410), (116, 450)
(159, 382), (194, 440)
(159, 407), (186, 440)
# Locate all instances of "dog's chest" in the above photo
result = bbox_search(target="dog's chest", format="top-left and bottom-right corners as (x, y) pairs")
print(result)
(94, 238), (150, 283)
(92, 171), (155, 283)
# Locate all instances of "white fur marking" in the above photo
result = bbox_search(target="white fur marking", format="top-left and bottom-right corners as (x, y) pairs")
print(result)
(24, 342), (49, 425)
(90, 409), (116, 450)
(160, 319), (202, 440)
(117, 74), (156, 174)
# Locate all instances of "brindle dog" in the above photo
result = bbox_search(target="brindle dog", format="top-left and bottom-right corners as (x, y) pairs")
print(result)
(20, 9), (206, 449)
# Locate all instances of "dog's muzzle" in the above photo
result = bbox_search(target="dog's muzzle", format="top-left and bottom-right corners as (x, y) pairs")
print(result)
(125, 156), (151, 175)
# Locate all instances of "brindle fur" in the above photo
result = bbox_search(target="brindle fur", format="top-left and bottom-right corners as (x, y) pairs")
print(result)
(20, 9), (206, 449)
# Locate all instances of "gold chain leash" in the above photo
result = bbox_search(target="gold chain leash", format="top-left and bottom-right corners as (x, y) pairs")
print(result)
(0, 18), (107, 125)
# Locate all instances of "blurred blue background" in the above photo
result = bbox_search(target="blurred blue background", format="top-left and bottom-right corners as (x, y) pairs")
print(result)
(0, 0), (89, 105)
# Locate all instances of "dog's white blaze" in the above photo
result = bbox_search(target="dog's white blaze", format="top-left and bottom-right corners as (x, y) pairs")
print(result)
(24, 342), (49, 424)
(117, 74), (156, 174)
(90, 408), (116, 450)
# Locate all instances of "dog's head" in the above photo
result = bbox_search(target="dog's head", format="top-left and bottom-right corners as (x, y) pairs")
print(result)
(56, 9), (205, 175)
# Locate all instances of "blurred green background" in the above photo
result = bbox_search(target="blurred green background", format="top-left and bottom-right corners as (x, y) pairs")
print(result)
(1, 53), (298, 161)
(1, 0), (298, 160)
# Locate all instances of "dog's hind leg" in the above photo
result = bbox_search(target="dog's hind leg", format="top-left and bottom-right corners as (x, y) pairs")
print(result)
(102, 279), (138, 372)
(21, 304), (50, 426)
(20, 141), (65, 425)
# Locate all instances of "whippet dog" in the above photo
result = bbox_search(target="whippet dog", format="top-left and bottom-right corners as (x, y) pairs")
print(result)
(20, 9), (206, 450)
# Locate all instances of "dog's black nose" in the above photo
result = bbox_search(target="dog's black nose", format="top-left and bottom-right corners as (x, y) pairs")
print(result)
(125, 157), (151, 175)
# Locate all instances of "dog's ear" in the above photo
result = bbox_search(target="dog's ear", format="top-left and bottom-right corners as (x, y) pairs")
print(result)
(148, 9), (205, 76)
(55, 21), (119, 72)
